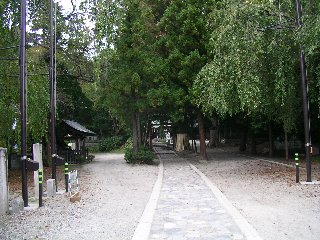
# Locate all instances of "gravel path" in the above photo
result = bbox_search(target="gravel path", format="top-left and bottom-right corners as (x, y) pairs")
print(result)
(0, 153), (159, 240)
(183, 147), (320, 240)
(2, 148), (320, 240)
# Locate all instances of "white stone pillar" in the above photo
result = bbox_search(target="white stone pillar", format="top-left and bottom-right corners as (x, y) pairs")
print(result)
(33, 143), (43, 199)
(47, 179), (56, 198)
(0, 148), (9, 215)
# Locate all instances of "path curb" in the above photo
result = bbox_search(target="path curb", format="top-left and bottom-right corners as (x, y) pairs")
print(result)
(189, 163), (264, 240)
(131, 159), (164, 240)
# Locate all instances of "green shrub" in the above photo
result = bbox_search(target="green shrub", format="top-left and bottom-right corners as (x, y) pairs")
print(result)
(124, 147), (155, 164)
(75, 155), (87, 164)
(88, 145), (100, 153)
(99, 136), (126, 152)
(74, 154), (95, 164)
(124, 138), (133, 151)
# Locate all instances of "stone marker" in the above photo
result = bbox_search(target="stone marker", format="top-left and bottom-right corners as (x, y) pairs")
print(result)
(68, 170), (79, 194)
(0, 148), (9, 214)
(11, 197), (24, 214)
(33, 143), (43, 199)
(47, 179), (56, 198)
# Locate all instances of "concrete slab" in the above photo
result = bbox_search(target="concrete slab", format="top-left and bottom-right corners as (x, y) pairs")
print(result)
(300, 181), (320, 185)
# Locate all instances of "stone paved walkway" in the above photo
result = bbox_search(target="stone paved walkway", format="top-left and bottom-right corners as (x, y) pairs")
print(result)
(147, 145), (258, 240)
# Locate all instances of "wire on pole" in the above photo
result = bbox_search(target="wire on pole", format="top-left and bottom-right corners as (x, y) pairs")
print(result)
(0, 45), (20, 51)
(0, 58), (19, 61)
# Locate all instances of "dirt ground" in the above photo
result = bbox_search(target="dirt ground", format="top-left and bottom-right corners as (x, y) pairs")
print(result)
(181, 146), (320, 240)
(3, 148), (320, 240)
(2, 153), (159, 240)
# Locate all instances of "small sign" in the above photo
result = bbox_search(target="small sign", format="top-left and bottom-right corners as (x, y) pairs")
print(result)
(68, 170), (79, 195)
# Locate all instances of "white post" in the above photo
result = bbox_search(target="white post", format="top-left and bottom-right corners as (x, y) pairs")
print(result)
(33, 143), (43, 199)
(0, 148), (9, 215)
(47, 179), (56, 198)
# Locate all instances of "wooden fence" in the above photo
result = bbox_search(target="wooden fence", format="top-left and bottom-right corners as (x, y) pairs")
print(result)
(59, 148), (89, 165)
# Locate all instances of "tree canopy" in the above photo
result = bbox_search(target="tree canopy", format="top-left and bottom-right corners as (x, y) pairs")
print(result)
(1, 0), (320, 157)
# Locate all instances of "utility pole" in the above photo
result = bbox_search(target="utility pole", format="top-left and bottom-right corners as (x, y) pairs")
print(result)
(19, 0), (28, 207)
(50, 0), (57, 182)
(295, 0), (312, 182)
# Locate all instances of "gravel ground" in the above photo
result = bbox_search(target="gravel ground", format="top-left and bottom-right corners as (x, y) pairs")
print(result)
(2, 147), (320, 240)
(0, 153), (159, 240)
(182, 147), (320, 240)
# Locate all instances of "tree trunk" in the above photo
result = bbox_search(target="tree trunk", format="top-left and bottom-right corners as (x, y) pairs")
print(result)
(239, 126), (247, 152)
(7, 137), (12, 170)
(284, 130), (289, 160)
(208, 129), (219, 148)
(173, 134), (177, 149)
(132, 113), (139, 152)
(149, 121), (152, 149)
(148, 128), (152, 149)
(197, 112), (207, 160)
(146, 120), (152, 149)
(268, 121), (273, 157)
(208, 118), (219, 148)
(208, 129), (214, 148)
(251, 133), (256, 154)
(175, 134), (190, 151)
(137, 113), (141, 149)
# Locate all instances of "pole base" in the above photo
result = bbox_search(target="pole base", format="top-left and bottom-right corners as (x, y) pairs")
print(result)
(300, 181), (320, 185)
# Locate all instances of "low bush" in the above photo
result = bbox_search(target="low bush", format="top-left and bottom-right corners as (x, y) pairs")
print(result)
(74, 154), (95, 164)
(88, 145), (99, 153)
(99, 136), (126, 152)
(124, 137), (133, 150)
(124, 147), (155, 165)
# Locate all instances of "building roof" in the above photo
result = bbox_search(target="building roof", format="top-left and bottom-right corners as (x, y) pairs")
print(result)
(63, 120), (96, 137)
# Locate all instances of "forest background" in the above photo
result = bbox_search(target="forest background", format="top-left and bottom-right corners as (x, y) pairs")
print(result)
(1, 0), (320, 161)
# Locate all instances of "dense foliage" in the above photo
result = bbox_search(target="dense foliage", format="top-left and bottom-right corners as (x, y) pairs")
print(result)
(192, 0), (300, 134)
(0, 1), (115, 152)
(1, 0), (320, 159)
(124, 146), (155, 164)
(99, 136), (126, 152)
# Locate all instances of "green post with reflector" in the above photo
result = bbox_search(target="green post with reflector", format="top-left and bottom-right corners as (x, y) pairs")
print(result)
(295, 153), (299, 183)
(65, 163), (69, 192)
(38, 169), (43, 207)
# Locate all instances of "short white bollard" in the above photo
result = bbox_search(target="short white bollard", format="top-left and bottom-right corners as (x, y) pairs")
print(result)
(11, 197), (24, 214)
(33, 143), (43, 200)
(47, 179), (56, 198)
(0, 148), (9, 215)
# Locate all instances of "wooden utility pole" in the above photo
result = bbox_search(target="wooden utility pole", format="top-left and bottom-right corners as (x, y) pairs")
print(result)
(49, 0), (57, 182)
(19, 0), (28, 207)
(295, 0), (312, 182)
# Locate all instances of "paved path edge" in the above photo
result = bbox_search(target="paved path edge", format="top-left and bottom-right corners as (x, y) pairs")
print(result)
(189, 163), (264, 240)
(131, 160), (164, 240)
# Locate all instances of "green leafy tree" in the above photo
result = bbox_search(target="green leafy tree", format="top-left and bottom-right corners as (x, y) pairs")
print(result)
(193, 0), (301, 154)
(157, 0), (216, 159)
(90, 0), (159, 151)
(0, 1), (25, 148)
